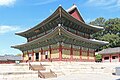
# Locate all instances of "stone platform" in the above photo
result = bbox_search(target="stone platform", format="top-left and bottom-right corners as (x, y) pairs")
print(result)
(0, 62), (120, 80)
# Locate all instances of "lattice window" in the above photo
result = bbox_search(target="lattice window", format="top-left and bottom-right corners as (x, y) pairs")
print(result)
(62, 49), (70, 58)
(51, 49), (59, 58)
(23, 51), (29, 60)
(82, 51), (87, 59)
(73, 50), (80, 59)
(89, 52), (94, 59)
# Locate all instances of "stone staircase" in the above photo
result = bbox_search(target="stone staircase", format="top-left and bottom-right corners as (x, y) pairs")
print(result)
(38, 69), (57, 78)
(0, 62), (119, 80)
(0, 63), (39, 80)
(29, 63), (57, 79)
(41, 62), (118, 75)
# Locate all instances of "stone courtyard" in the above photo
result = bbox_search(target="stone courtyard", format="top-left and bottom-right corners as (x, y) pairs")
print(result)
(0, 62), (120, 80)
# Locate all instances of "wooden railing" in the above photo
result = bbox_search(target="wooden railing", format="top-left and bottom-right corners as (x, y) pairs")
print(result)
(29, 63), (57, 78)
(29, 63), (46, 71)
(29, 63), (34, 70)
(38, 70), (45, 78)
(38, 69), (57, 78)
(50, 69), (57, 77)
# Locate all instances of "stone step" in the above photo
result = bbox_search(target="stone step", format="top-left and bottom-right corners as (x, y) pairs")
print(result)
(0, 71), (38, 75)
(0, 74), (38, 79)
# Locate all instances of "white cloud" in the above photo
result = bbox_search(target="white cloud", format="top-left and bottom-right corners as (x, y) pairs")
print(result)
(0, 0), (16, 6)
(33, 0), (58, 5)
(85, 0), (120, 9)
(0, 25), (20, 34)
(86, 0), (114, 6)
(108, 0), (120, 8)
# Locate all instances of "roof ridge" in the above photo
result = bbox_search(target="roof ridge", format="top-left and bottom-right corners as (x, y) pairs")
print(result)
(66, 4), (77, 12)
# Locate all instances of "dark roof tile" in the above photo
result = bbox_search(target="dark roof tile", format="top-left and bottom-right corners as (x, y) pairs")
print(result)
(98, 47), (120, 54)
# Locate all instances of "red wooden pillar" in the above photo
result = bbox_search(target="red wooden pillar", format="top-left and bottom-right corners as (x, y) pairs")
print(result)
(22, 51), (24, 62)
(80, 47), (82, 61)
(59, 44), (62, 61)
(119, 54), (120, 62)
(27, 51), (29, 61)
(39, 49), (41, 61)
(110, 55), (111, 62)
(70, 45), (73, 61)
(49, 46), (52, 60)
(93, 50), (95, 62)
(87, 49), (89, 61)
(41, 48), (43, 61)
(32, 50), (34, 62)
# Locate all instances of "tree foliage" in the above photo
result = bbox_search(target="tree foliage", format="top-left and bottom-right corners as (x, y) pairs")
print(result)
(89, 17), (120, 49)
(95, 54), (102, 60)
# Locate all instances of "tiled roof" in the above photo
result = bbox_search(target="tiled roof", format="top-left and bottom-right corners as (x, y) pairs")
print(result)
(12, 27), (109, 51)
(66, 4), (77, 12)
(0, 56), (7, 61)
(0, 55), (22, 61)
(98, 47), (120, 54)
(89, 39), (109, 44)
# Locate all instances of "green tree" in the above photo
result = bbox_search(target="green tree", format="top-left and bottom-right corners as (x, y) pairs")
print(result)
(90, 17), (106, 40)
(101, 33), (120, 47)
(95, 54), (102, 61)
(105, 18), (120, 35)
(89, 17), (106, 26)
(89, 17), (120, 49)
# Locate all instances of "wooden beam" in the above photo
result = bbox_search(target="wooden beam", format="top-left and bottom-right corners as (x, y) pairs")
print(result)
(110, 55), (111, 62)
(119, 54), (120, 62)
(41, 48), (43, 61)
(49, 46), (52, 61)
(87, 48), (89, 61)
(80, 47), (82, 61)
(70, 44), (73, 61)
(59, 43), (62, 61)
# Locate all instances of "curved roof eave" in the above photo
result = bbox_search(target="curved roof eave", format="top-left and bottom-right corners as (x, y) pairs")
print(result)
(88, 25), (104, 29)
(66, 4), (85, 23)
(98, 47), (120, 54)
(11, 26), (60, 49)
(62, 8), (104, 32)
(15, 6), (62, 37)
(89, 39), (109, 45)
(60, 26), (108, 45)
(12, 26), (108, 50)
(66, 4), (77, 12)
(16, 5), (104, 37)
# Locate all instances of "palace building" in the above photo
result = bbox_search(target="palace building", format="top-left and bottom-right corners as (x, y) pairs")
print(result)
(12, 5), (108, 62)
(98, 47), (120, 62)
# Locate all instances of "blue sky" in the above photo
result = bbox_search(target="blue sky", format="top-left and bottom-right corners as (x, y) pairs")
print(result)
(0, 0), (120, 55)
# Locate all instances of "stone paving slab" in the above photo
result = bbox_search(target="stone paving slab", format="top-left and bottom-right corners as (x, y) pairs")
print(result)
(0, 73), (119, 80)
